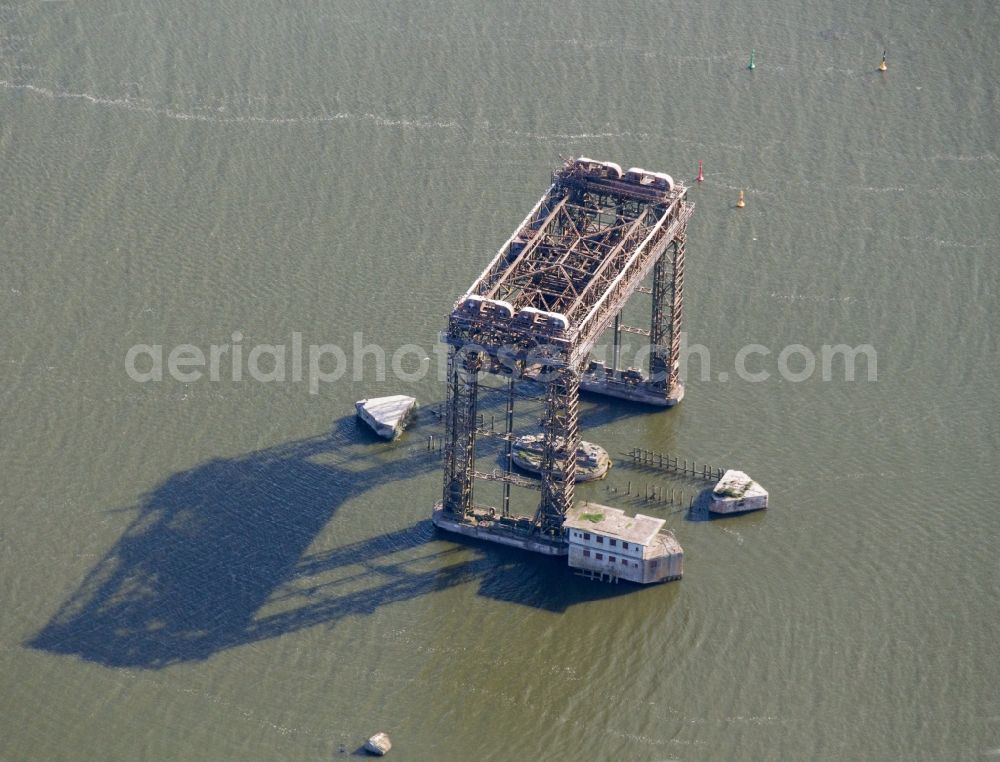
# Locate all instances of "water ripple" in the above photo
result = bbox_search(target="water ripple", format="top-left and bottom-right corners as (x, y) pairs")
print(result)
(0, 79), (462, 130)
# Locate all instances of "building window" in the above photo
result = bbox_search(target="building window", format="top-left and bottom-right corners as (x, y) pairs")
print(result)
(622, 542), (629, 550)
(651, 560), (658, 568)
(609, 538), (617, 547)
(596, 536), (604, 544)
(583, 549), (590, 558)
(583, 533), (590, 541)
(596, 553), (603, 561)
(621, 558), (628, 566)
(609, 556), (615, 563)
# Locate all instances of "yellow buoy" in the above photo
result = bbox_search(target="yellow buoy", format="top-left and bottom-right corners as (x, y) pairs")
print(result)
(736, 190), (746, 209)
(879, 50), (887, 71)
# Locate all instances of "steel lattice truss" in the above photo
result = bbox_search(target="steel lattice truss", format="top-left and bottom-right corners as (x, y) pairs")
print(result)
(480, 198), (660, 318)
(438, 158), (693, 536)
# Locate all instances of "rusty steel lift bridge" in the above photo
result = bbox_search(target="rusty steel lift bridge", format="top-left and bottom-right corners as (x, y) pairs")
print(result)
(432, 157), (693, 553)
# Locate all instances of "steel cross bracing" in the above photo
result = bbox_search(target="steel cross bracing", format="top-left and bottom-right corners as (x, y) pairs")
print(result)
(438, 158), (692, 534)
(649, 231), (686, 389)
(536, 369), (580, 532)
(441, 350), (480, 514)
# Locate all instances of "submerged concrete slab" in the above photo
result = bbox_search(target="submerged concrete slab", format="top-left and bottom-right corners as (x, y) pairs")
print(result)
(710, 469), (768, 514)
(356, 395), (417, 440)
(579, 364), (684, 407)
(432, 504), (568, 555)
(511, 435), (611, 482)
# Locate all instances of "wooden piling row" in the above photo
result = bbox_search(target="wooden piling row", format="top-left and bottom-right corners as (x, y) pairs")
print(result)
(625, 447), (725, 482)
(605, 480), (696, 509)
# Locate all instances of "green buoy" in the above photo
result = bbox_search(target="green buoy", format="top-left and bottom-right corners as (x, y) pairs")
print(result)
(748, 49), (756, 70)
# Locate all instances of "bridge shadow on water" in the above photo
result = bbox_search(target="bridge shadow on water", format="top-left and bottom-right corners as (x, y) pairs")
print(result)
(29, 395), (647, 669)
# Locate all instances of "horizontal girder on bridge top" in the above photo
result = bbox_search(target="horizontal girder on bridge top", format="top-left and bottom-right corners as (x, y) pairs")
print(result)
(448, 159), (691, 369)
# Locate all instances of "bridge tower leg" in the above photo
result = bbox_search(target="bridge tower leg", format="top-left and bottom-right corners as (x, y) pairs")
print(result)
(649, 225), (687, 403)
(442, 348), (481, 518)
(536, 368), (580, 534)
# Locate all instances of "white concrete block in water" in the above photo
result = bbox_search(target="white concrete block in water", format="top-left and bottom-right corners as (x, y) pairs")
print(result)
(364, 731), (392, 756)
(355, 395), (417, 440)
(710, 469), (768, 514)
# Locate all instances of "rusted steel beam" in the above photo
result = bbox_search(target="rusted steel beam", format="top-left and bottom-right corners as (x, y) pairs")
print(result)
(471, 469), (541, 490)
(482, 196), (570, 300)
(618, 324), (651, 337)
